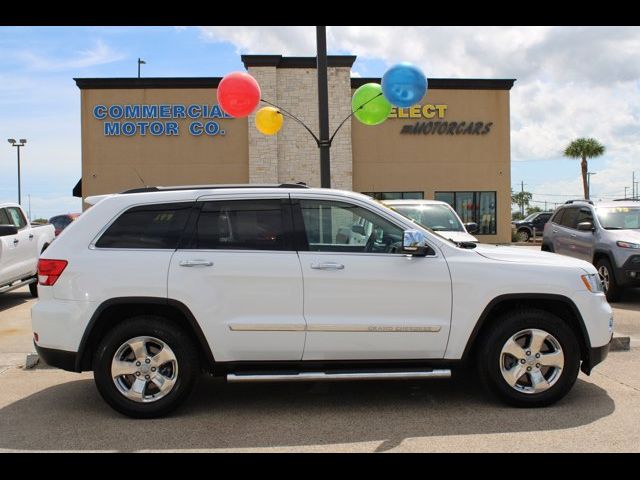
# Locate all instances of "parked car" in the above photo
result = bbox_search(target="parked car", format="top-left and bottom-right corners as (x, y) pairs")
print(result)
(32, 184), (612, 418)
(512, 211), (553, 242)
(0, 203), (55, 297)
(542, 199), (640, 302)
(49, 213), (80, 236)
(382, 199), (479, 243)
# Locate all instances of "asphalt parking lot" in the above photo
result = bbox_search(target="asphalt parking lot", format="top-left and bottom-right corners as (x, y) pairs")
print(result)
(1, 284), (639, 452)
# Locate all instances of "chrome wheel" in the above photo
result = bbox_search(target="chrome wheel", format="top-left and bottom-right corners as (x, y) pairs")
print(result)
(500, 329), (564, 394)
(598, 265), (610, 292)
(111, 336), (178, 403)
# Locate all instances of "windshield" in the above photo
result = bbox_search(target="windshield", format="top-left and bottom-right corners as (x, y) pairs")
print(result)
(391, 204), (465, 232)
(596, 207), (640, 230)
(522, 212), (539, 222)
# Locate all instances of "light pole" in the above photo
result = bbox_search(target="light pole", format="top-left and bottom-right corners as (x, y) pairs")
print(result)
(7, 138), (27, 205)
(587, 171), (597, 199)
(138, 58), (146, 78)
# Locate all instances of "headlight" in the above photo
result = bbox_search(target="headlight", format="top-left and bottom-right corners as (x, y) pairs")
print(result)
(617, 241), (640, 249)
(581, 273), (604, 293)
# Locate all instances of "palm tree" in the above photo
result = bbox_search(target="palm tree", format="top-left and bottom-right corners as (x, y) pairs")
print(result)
(563, 138), (605, 200)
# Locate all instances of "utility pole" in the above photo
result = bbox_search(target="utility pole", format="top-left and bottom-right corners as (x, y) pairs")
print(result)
(625, 186), (629, 199)
(316, 26), (331, 189)
(520, 181), (526, 216)
(7, 138), (26, 205)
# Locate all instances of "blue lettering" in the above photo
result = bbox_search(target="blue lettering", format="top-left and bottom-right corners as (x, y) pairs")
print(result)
(189, 122), (203, 136)
(165, 122), (179, 136)
(104, 122), (120, 136)
(173, 105), (186, 118)
(93, 105), (107, 119)
(138, 122), (149, 135)
(204, 121), (220, 136)
(121, 122), (136, 136)
(149, 122), (164, 136)
(108, 105), (123, 119)
(159, 104), (171, 119)
(142, 105), (158, 119)
(124, 105), (141, 119)
(210, 105), (224, 118)
(187, 105), (201, 119)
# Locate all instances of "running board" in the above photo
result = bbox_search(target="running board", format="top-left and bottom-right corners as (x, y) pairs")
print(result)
(227, 369), (452, 383)
(0, 278), (36, 294)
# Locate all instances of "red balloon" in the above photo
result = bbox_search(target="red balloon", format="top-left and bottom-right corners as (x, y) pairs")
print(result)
(217, 72), (261, 118)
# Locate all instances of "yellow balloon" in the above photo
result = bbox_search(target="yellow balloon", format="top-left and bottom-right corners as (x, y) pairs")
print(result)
(255, 107), (283, 135)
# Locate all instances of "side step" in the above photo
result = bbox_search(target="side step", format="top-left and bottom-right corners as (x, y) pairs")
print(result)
(227, 369), (452, 383)
(0, 278), (36, 295)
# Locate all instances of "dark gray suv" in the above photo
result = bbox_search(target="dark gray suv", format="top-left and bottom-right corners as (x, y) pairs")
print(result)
(542, 199), (640, 301)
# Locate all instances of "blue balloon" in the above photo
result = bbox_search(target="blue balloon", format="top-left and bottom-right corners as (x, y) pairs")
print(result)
(381, 62), (428, 108)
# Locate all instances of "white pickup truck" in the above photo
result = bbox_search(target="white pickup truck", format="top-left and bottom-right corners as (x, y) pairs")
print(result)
(0, 203), (55, 297)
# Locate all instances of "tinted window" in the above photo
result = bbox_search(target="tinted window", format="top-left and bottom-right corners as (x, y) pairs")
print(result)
(191, 200), (287, 251)
(560, 208), (580, 229)
(6, 207), (27, 229)
(0, 208), (10, 225)
(299, 199), (404, 254)
(576, 208), (593, 225)
(96, 202), (192, 249)
(551, 209), (564, 224)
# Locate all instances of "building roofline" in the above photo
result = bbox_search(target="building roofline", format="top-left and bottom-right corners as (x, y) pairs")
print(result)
(74, 77), (222, 90)
(351, 77), (516, 90)
(241, 54), (357, 69)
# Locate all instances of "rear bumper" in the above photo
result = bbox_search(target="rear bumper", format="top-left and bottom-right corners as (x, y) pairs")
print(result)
(581, 340), (610, 375)
(34, 343), (79, 372)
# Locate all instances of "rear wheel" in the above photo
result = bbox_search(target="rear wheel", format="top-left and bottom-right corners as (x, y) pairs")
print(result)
(28, 278), (38, 297)
(477, 309), (580, 407)
(93, 316), (199, 418)
(596, 258), (621, 303)
(517, 229), (531, 242)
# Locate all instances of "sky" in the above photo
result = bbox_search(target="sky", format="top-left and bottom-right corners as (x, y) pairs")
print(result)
(1, 26), (639, 219)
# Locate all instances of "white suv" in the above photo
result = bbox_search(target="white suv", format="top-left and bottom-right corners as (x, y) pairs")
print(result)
(32, 185), (613, 418)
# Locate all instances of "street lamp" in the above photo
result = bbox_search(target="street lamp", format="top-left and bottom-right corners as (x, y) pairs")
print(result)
(587, 171), (597, 199)
(7, 138), (27, 205)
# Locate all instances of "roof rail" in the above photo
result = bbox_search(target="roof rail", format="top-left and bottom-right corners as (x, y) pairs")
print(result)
(121, 183), (309, 194)
(564, 199), (594, 205)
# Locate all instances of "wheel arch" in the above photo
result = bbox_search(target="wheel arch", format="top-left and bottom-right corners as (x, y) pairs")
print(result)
(76, 297), (215, 373)
(461, 293), (591, 373)
(592, 249), (619, 283)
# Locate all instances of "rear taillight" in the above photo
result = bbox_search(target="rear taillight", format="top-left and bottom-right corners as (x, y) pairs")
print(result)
(38, 259), (68, 286)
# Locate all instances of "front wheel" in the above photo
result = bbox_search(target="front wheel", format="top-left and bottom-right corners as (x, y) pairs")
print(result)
(29, 278), (38, 297)
(477, 309), (580, 407)
(596, 258), (621, 303)
(517, 229), (531, 242)
(93, 316), (199, 418)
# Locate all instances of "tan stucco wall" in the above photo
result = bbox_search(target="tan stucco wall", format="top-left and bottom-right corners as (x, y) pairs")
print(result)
(80, 88), (248, 201)
(351, 88), (511, 243)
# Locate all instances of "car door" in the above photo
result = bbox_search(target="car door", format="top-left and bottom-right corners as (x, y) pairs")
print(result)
(168, 195), (306, 362)
(292, 194), (452, 360)
(554, 207), (579, 256)
(571, 207), (595, 261)
(533, 213), (551, 236)
(4, 207), (36, 279)
(0, 208), (21, 285)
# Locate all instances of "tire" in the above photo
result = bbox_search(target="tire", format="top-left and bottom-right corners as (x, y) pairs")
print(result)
(29, 278), (38, 298)
(541, 242), (554, 252)
(517, 229), (531, 242)
(596, 258), (622, 303)
(93, 315), (199, 418)
(477, 309), (580, 408)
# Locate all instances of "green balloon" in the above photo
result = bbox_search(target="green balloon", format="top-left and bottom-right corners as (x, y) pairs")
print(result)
(352, 83), (392, 126)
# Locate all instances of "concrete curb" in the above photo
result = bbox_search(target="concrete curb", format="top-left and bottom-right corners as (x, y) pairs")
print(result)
(24, 353), (40, 369)
(610, 336), (631, 352)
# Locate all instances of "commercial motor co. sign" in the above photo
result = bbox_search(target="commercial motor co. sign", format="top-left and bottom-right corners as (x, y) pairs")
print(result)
(390, 104), (494, 136)
(92, 104), (232, 137)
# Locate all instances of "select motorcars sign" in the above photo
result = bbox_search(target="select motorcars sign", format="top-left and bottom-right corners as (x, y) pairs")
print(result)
(390, 104), (493, 136)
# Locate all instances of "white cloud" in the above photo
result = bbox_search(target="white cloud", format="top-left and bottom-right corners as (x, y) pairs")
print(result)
(15, 39), (125, 72)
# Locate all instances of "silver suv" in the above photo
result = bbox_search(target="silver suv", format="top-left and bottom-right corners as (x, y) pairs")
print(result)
(542, 199), (640, 302)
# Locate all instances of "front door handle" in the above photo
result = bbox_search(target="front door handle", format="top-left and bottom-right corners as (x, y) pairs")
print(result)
(311, 262), (344, 270)
(179, 260), (214, 267)
(13, 238), (19, 246)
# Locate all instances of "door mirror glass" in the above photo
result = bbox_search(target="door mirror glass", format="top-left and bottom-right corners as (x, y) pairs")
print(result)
(577, 221), (595, 232)
(403, 229), (430, 256)
(464, 222), (478, 234)
(0, 224), (19, 237)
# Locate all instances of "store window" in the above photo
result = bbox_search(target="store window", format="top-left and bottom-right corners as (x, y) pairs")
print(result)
(362, 191), (424, 201)
(434, 191), (497, 235)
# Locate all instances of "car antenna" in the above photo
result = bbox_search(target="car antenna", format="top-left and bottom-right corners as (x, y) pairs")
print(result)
(133, 168), (147, 187)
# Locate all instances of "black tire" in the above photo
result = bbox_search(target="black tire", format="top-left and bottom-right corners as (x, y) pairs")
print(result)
(477, 309), (580, 408)
(595, 257), (622, 303)
(517, 228), (531, 242)
(93, 315), (199, 418)
(541, 242), (554, 252)
(28, 279), (38, 298)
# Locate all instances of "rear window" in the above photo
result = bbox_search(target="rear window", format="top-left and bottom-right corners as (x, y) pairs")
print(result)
(559, 207), (580, 229)
(95, 203), (193, 249)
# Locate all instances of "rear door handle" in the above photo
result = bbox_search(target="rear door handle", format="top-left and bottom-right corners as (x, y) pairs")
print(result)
(29, 234), (34, 240)
(13, 239), (19, 245)
(179, 260), (214, 267)
(570, 234), (577, 238)
(311, 262), (344, 270)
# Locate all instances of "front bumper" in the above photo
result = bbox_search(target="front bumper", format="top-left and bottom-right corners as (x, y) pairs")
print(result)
(616, 255), (640, 287)
(34, 343), (79, 372)
(581, 340), (611, 375)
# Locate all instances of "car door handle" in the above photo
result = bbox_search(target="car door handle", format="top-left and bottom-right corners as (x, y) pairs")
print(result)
(570, 234), (577, 238)
(552, 230), (558, 233)
(13, 239), (19, 245)
(29, 234), (34, 240)
(311, 262), (345, 270)
(179, 260), (214, 267)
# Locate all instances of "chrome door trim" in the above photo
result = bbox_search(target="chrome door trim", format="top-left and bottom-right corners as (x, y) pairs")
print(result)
(228, 324), (441, 333)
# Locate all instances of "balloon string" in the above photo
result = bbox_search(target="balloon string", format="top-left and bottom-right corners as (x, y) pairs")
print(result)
(329, 92), (383, 144)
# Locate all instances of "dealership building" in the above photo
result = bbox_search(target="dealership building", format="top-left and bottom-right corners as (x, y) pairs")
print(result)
(74, 55), (515, 243)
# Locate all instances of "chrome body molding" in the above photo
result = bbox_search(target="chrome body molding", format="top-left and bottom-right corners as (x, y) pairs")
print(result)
(228, 324), (441, 333)
(227, 369), (452, 383)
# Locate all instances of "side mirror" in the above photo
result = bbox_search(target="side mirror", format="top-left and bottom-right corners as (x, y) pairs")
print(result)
(403, 229), (430, 256)
(577, 221), (595, 232)
(464, 222), (479, 234)
(351, 224), (366, 236)
(0, 224), (18, 237)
